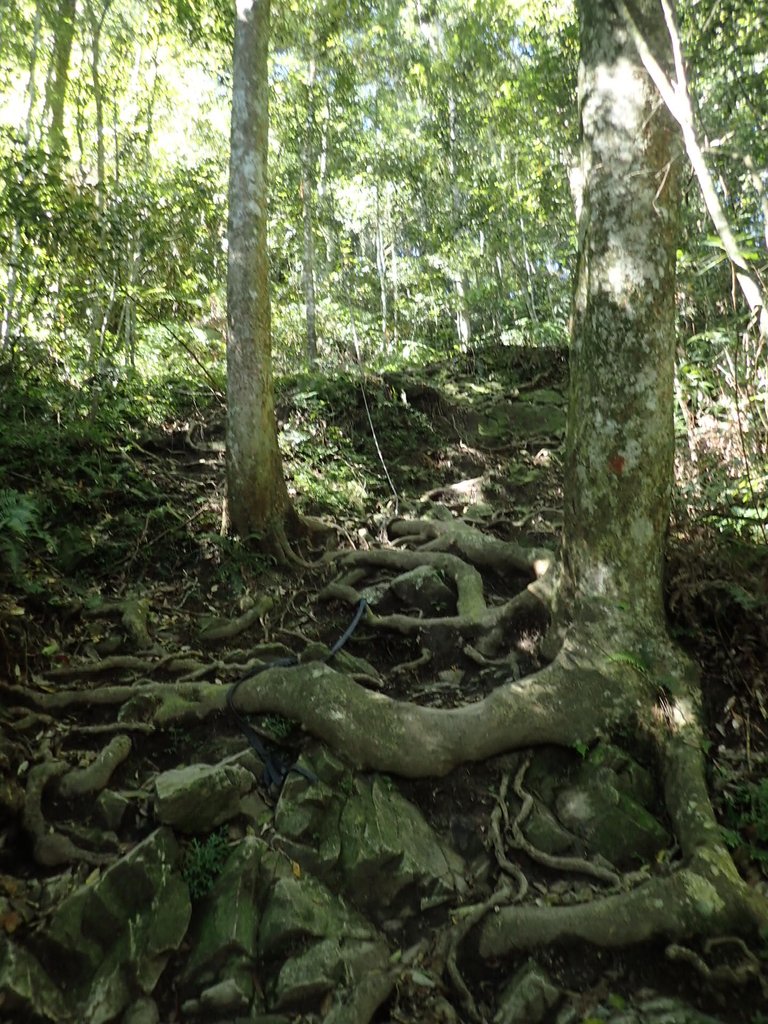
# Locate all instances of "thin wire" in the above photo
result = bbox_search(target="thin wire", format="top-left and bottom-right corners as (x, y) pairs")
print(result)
(347, 305), (400, 514)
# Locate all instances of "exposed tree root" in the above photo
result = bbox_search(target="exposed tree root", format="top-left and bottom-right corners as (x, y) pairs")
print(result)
(59, 734), (132, 798)
(23, 760), (115, 868)
(666, 938), (768, 996)
(225, 652), (623, 777)
(199, 594), (274, 642)
(478, 855), (766, 954)
(84, 594), (154, 648)
(499, 761), (620, 886)
(388, 517), (554, 578)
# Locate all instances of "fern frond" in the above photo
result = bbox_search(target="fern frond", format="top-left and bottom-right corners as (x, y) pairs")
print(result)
(606, 652), (651, 677)
(0, 488), (38, 536)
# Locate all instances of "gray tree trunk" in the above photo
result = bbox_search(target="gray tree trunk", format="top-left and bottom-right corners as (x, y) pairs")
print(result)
(226, 0), (298, 549)
(45, 0), (78, 154)
(300, 55), (318, 367)
(557, 0), (680, 637)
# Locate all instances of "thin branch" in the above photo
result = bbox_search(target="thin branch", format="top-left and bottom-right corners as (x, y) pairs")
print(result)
(614, 0), (767, 337)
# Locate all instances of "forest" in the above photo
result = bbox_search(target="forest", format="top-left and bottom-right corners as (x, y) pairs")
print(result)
(0, 0), (767, 1022)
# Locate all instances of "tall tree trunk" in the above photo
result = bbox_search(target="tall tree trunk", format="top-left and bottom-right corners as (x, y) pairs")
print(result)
(226, 0), (300, 555)
(87, 1), (108, 214)
(389, 189), (398, 348)
(375, 182), (388, 345)
(513, 154), (538, 323)
(300, 54), (318, 367)
(447, 90), (471, 349)
(24, 0), (43, 139)
(557, 0), (679, 638)
(45, 0), (78, 155)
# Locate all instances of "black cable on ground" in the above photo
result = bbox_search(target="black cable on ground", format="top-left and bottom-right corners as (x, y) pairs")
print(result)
(227, 598), (368, 792)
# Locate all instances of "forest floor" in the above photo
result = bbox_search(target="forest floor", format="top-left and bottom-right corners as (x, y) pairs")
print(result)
(1, 343), (767, 1023)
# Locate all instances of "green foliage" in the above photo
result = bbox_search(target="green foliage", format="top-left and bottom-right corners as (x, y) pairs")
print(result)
(181, 829), (230, 900)
(261, 714), (293, 741)
(606, 652), (651, 679)
(721, 778), (768, 868)
(0, 356), (223, 585)
(0, 488), (49, 577)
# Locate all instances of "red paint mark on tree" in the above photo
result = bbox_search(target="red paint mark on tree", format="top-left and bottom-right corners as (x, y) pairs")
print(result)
(608, 454), (625, 475)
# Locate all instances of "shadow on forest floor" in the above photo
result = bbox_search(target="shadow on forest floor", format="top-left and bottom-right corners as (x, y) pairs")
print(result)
(1, 343), (767, 1024)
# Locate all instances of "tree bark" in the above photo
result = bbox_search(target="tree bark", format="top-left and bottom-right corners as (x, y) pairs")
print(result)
(556, 0), (680, 638)
(226, 0), (300, 551)
(45, 0), (78, 155)
(300, 54), (318, 367)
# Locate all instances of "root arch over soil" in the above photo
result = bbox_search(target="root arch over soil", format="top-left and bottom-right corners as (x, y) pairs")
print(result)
(12, 516), (768, 964)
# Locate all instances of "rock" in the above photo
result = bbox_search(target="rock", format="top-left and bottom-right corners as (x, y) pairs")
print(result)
(272, 937), (388, 1012)
(323, 966), (395, 1024)
(581, 742), (656, 806)
(182, 836), (283, 988)
(270, 937), (344, 1007)
(258, 874), (375, 959)
(35, 827), (191, 1024)
(338, 774), (466, 915)
(555, 782), (669, 868)
(522, 800), (576, 857)
(238, 789), (272, 829)
(524, 747), (579, 805)
(257, 873), (388, 1013)
(122, 996), (160, 1024)
(525, 743), (669, 868)
(96, 789), (132, 830)
(389, 565), (455, 615)
(276, 759), (465, 918)
(494, 959), (560, 1023)
(199, 975), (251, 1013)
(331, 648), (382, 684)
(0, 933), (70, 1022)
(154, 762), (256, 832)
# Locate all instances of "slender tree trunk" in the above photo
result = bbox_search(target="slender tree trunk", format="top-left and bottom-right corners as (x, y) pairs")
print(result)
(45, 0), (78, 155)
(88, 3), (107, 214)
(389, 190), (398, 348)
(375, 182), (388, 345)
(614, 0), (768, 338)
(24, 0), (43, 139)
(317, 96), (335, 272)
(447, 90), (471, 348)
(82, 0), (115, 370)
(227, 0), (299, 552)
(300, 55), (318, 367)
(513, 154), (538, 323)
